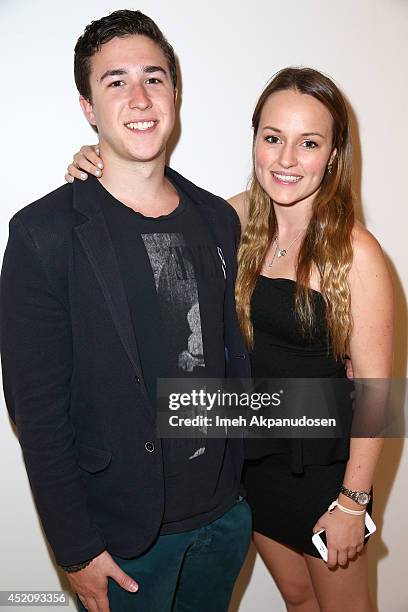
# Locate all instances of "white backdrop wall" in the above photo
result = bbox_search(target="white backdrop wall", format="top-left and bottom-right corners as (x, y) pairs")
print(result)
(0, 1), (407, 610)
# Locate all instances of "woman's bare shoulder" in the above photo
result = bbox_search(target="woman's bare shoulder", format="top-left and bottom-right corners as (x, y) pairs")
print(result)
(227, 191), (250, 231)
(350, 222), (392, 288)
(351, 221), (385, 264)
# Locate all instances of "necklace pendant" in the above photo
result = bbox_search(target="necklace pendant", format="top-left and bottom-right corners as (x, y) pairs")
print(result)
(277, 249), (287, 257)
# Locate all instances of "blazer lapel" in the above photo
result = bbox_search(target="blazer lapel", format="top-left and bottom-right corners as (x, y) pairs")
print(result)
(72, 179), (151, 410)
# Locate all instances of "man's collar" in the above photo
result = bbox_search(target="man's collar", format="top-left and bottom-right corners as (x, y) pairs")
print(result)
(72, 165), (208, 219)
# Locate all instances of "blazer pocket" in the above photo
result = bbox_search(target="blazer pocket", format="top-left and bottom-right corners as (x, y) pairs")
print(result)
(77, 443), (112, 473)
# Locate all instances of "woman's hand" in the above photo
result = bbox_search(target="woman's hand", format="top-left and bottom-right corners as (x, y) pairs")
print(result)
(313, 508), (365, 568)
(65, 144), (104, 183)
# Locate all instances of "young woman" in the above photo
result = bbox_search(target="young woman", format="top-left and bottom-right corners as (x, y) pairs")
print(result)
(65, 67), (394, 612)
(230, 67), (393, 612)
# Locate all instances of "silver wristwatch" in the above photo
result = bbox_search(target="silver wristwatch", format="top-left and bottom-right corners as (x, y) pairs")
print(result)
(340, 485), (371, 506)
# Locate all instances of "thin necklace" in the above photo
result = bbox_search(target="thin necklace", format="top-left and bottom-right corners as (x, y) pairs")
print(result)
(267, 229), (305, 267)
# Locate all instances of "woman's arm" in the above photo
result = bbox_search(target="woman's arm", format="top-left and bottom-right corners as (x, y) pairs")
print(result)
(348, 223), (394, 378)
(339, 224), (393, 501)
(314, 224), (394, 568)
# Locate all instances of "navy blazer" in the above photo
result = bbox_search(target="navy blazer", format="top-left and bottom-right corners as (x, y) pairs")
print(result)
(0, 167), (250, 566)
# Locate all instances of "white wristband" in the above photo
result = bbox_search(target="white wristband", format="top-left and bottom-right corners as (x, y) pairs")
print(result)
(328, 499), (366, 516)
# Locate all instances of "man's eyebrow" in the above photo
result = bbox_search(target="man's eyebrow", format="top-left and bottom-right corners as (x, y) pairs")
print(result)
(99, 65), (168, 84)
(143, 65), (168, 76)
(99, 68), (128, 83)
(262, 126), (325, 138)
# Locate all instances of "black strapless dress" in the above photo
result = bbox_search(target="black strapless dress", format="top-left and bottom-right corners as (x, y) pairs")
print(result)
(243, 276), (372, 557)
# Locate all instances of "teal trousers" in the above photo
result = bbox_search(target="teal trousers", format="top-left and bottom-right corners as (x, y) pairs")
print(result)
(77, 496), (252, 611)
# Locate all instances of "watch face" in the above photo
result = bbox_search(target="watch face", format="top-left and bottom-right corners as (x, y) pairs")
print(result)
(357, 493), (369, 505)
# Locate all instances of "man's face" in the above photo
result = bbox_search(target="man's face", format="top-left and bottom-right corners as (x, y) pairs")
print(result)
(80, 35), (176, 164)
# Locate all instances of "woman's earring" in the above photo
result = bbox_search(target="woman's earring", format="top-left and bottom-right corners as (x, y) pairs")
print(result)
(327, 164), (333, 174)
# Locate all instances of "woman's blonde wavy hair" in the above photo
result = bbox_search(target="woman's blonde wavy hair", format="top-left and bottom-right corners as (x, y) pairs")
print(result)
(235, 67), (354, 359)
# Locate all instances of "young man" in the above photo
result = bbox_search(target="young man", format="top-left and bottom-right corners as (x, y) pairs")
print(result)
(0, 10), (251, 612)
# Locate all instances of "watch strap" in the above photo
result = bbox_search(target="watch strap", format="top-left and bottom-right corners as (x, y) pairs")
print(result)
(340, 485), (370, 505)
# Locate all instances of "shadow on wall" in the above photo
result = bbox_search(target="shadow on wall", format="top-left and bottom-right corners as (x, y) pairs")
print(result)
(368, 255), (407, 612)
(369, 439), (405, 612)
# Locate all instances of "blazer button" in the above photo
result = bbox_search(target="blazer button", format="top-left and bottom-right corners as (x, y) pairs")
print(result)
(145, 441), (155, 452)
(135, 375), (140, 384)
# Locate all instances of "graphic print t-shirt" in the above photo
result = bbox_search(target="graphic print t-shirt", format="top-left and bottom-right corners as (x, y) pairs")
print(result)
(98, 178), (237, 533)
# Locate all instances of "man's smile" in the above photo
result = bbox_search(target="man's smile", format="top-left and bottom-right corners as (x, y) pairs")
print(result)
(124, 120), (157, 131)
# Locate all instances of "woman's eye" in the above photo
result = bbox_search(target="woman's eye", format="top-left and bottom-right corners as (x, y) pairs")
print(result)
(146, 78), (162, 84)
(302, 140), (318, 149)
(265, 135), (280, 144)
(109, 80), (125, 88)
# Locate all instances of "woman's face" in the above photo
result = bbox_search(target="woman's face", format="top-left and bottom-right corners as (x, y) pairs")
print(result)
(254, 89), (336, 207)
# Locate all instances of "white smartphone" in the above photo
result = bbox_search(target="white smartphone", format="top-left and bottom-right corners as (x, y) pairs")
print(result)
(312, 512), (376, 562)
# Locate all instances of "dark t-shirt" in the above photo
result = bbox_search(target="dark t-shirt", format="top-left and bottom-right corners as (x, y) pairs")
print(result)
(98, 178), (237, 533)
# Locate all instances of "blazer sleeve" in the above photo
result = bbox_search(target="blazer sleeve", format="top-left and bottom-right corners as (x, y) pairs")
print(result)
(0, 216), (106, 565)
